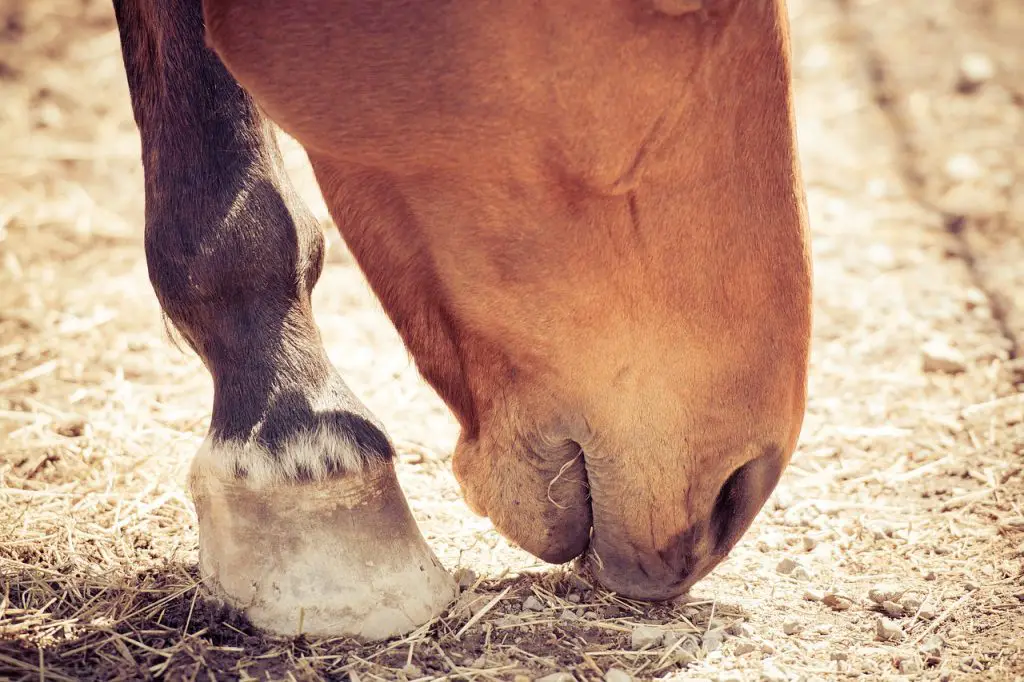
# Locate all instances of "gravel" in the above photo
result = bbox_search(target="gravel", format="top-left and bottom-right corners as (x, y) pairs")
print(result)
(604, 669), (633, 682)
(733, 640), (758, 656)
(630, 624), (664, 650)
(897, 654), (924, 674)
(868, 584), (906, 604)
(522, 595), (545, 612)
(702, 628), (727, 652)
(536, 673), (575, 682)
(875, 617), (906, 642)
(823, 593), (854, 611)
(921, 339), (968, 374)
(957, 52), (996, 92)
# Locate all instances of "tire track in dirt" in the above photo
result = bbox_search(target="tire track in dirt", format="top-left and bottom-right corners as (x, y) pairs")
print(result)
(836, 0), (1024, 364)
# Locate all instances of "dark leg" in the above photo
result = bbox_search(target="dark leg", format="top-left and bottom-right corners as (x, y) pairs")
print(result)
(111, 0), (454, 639)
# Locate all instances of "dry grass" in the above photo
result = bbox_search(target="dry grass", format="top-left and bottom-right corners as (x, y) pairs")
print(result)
(2, 0), (1024, 680)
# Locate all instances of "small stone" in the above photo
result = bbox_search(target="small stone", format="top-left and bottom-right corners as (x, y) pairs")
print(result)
(803, 588), (825, 602)
(402, 664), (422, 678)
(760, 641), (777, 655)
(734, 640), (758, 656)
(522, 595), (545, 612)
(536, 674), (574, 682)
(918, 601), (939, 620)
(703, 628), (727, 652)
(567, 593), (581, 603)
(868, 584), (905, 604)
(757, 531), (787, 551)
(455, 567), (478, 590)
(830, 651), (848, 662)
(673, 650), (698, 665)
(604, 669), (634, 682)
(728, 621), (753, 637)
(790, 566), (812, 582)
(922, 340), (968, 373)
(881, 600), (905, 618)
(782, 619), (802, 635)
(898, 655), (924, 674)
(823, 593), (853, 611)
(776, 557), (798, 575)
(900, 593), (923, 614)
(802, 533), (819, 551)
(559, 609), (578, 621)
(631, 624), (665, 650)
(963, 580), (979, 592)
(965, 287), (988, 310)
(957, 52), (995, 92)
(920, 635), (944, 659)
(924, 570), (937, 581)
(761, 664), (790, 682)
(866, 520), (896, 539)
(875, 617), (905, 642)
(944, 154), (983, 183)
(470, 655), (489, 668)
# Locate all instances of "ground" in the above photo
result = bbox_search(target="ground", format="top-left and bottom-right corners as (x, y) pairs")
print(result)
(1, 0), (1022, 680)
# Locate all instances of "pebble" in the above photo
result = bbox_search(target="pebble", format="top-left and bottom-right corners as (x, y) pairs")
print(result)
(757, 531), (787, 552)
(455, 567), (478, 590)
(924, 570), (937, 581)
(920, 635), (944, 660)
(536, 674), (575, 682)
(897, 654), (924, 675)
(559, 609), (578, 621)
(782, 619), (803, 636)
(728, 622), (754, 637)
(761, 664), (790, 682)
(776, 557), (799, 575)
(823, 593), (853, 611)
(604, 669), (633, 682)
(965, 287), (988, 310)
(881, 600), (905, 618)
(868, 584), (905, 604)
(900, 593), (923, 614)
(801, 533), (819, 551)
(803, 588), (825, 602)
(875, 617), (906, 642)
(944, 154), (983, 183)
(922, 339), (967, 374)
(631, 624), (665, 650)
(918, 601), (939, 620)
(703, 628), (727, 652)
(957, 52), (995, 91)
(734, 640), (758, 656)
(790, 566), (812, 582)
(830, 651), (848, 662)
(402, 664), (422, 678)
(673, 650), (698, 665)
(522, 595), (545, 612)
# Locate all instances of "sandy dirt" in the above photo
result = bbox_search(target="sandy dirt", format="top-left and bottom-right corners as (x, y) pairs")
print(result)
(1, 0), (1022, 680)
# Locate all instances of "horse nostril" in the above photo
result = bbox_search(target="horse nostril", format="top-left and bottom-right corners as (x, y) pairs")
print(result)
(709, 447), (784, 554)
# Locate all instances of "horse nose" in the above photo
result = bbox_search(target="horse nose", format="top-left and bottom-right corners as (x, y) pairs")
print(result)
(586, 448), (784, 600)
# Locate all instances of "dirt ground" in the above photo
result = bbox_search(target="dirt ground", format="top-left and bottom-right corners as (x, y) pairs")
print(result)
(2, 0), (1023, 680)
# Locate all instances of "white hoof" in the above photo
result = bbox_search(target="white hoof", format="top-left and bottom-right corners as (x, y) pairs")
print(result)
(189, 449), (456, 641)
